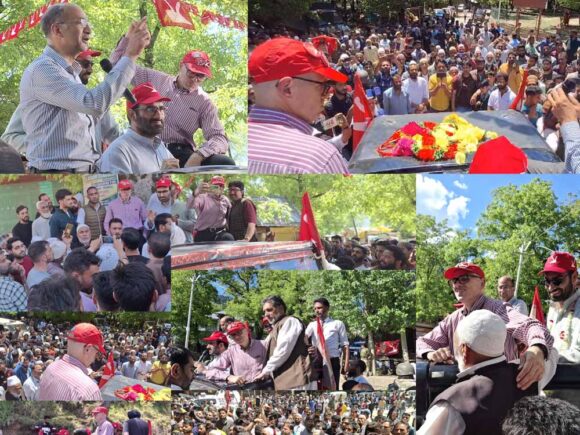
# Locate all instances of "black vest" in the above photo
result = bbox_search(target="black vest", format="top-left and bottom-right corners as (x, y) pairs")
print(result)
(431, 360), (537, 435)
(126, 418), (149, 435)
(228, 198), (257, 241)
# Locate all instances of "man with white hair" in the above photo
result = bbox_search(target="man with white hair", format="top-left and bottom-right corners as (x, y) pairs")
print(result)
(418, 311), (538, 435)
(5, 375), (23, 400)
(32, 201), (52, 240)
(76, 224), (92, 249)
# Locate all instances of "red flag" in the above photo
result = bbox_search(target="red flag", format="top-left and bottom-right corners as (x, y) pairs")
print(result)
(98, 352), (115, 388)
(530, 286), (545, 325)
(28, 10), (42, 28)
(352, 73), (374, 152)
(0, 30), (8, 45)
(316, 316), (337, 390)
(298, 192), (323, 254)
(5, 23), (21, 41)
(152, 0), (195, 30)
(509, 69), (529, 111)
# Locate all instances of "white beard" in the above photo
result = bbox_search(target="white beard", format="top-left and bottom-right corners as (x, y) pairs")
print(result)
(41, 212), (52, 219)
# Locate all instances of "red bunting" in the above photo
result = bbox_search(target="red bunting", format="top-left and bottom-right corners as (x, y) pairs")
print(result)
(152, 0), (246, 31)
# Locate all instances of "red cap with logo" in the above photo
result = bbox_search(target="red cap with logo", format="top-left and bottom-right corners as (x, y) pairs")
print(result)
(226, 321), (247, 335)
(182, 50), (212, 78)
(539, 252), (577, 275)
(127, 82), (171, 110)
(155, 177), (172, 189)
(118, 179), (133, 190)
(211, 176), (225, 186)
(249, 37), (348, 84)
(67, 323), (106, 354)
(201, 331), (228, 344)
(77, 49), (102, 60)
(468, 137), (528, 174)
(92, 406), (108, 415)
(444, 262), (485, 280)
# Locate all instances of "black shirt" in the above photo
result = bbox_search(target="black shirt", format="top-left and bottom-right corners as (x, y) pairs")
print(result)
(127, 255), (149, 265)
(11, 222), (32, 247)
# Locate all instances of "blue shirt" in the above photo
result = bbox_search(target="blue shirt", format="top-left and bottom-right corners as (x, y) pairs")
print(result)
(383, 88), (412, 115)
(562, 121), (580, 173)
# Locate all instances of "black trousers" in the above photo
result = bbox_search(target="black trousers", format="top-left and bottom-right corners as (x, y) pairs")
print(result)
(194, 227), (234, 242)
(167, 143), (237, 168)
(331, 357), (341, 389)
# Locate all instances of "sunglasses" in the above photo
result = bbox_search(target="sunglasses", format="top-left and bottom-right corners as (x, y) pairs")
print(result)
(292, 76), (335, 95)
(544, 275), (567, 287)
(448, 274), (481, 286)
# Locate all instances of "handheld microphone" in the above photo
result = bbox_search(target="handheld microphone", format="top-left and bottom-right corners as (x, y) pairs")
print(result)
(99, 58), (137, 104)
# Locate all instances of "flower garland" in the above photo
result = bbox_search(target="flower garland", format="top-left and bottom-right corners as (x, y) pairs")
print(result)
(376, 114), (499, 164)
(114, 384), (172, 401)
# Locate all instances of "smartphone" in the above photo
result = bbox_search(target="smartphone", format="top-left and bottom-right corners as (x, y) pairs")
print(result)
(102, 236), (114, 244)
(63, 223), (74, 238)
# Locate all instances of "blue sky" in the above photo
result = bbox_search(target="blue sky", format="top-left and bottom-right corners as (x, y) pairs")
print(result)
(417, 175), (579, 234)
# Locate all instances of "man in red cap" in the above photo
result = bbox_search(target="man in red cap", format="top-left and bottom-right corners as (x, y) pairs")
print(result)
(145, 177), (195, 243)
(92, 406), (114, 435)
(104, 180), (147, 238)
(201, 321), (267, 386)
(193, 331), (229, 372)
(416, 261), (555, 392)
(191, 176), (234, 242)
(38, 323), (104, 400)
(111, 37), (231, 168)
(248, 38), (350, 175)
(542, 252), (579, 363)
(98, 82), (179, 174)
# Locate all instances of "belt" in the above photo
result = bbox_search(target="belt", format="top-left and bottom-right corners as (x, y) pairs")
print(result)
(29, 165), (95, 173)
(198, 227), (226, 233)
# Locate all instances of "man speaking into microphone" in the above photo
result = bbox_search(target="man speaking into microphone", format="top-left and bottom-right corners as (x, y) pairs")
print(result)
(19, 3), (150, 173)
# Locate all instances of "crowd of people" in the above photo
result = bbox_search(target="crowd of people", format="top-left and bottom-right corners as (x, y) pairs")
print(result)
(190, 296), (385, 392)
(0, 3), (235, 174)
(322, 236), (415, 271)
(0, 177), (180, 312)
(0, 317), (172, 401)
(247, 10), (580, 174)
(171, 391), (415, 435)
(416, 250), (579, 434)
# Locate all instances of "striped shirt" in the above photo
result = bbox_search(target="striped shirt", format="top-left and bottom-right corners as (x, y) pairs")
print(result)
(38, 354), (102, 401)
(98, 128), (175, 174)
(0, 275), (27, 312)
(110, 37), (228, 157)
(562, 120), (580, 174)
(19, 46), (136, 171)
(104, 195), (147, 233)
(416, 294), (554, 362)
(192, 193), (230, 231)
(248, 107), (350, 174)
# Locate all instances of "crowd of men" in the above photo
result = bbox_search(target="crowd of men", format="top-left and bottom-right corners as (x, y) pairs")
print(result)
(322, 236), (415, 271)
(171, 391), (415, 434)
(248, 10), (580, 174)
(0, 3), (235, 174)
(0, 317), (172, 402)
(416, 250), (580, 434)
(0, 178), (179, 312)
(190, 296), (391, 392)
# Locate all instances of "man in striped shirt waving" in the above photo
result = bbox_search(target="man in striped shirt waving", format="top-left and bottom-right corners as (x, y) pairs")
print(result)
(416, 262), (555, 391)
(248, 38), (350, 174)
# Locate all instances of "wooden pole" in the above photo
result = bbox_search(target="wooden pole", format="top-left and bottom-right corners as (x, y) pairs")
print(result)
(515, 8), (521, 35)
(536, 9), (543, 38)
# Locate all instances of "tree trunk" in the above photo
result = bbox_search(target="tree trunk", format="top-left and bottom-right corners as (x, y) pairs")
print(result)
(368, 331), (376, 376)
(400, 327), (410, 362)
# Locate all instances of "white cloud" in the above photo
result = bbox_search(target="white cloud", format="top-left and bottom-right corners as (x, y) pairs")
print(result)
(453, 180), (468, 190)
(447, 196), (470, 228)
(417, 175), (470, 228)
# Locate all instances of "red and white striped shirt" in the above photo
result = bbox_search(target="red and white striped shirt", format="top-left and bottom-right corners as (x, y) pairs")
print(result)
(38, 354), (102, 401)
(416, 294), (554, 361)
(248, 107), (350, 174)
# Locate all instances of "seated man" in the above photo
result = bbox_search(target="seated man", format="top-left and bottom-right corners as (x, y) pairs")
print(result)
(418, 311), (538, 435)
(201, 321), (266, 386)
(99, 83), (178, 174)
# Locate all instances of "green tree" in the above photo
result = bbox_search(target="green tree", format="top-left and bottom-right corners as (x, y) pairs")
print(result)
(250, 0), (315, 24)
(0, 0), (247, 163)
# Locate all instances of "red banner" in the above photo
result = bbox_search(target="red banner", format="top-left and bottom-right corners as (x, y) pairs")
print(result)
(513, 0), (547, 9)
(152, 0), (246, 31)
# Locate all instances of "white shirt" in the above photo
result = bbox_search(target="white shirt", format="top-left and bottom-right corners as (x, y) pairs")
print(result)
(418, 356), (506, 435)
(135, 359), (152, 380)
(403, 77), (429, 107)
(262, 316), (303, 376)
(305, 317), (349, 358)
(32, 216), (51, 240)
(23, 375), (40, 400)
(547, 289), (580, 363)
(506, 297), (528, 316)
(488, 88), (516, 111)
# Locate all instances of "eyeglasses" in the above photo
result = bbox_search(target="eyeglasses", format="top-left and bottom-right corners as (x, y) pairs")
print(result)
(134, 105), (166, 114)
(78, 60), (94, 69)
(292, 76), (335, 95)
(448, 275), (481, 286)
(58, 18), (90, 28)
(185, 70), (207, 80)
(544, 275), (567, 287)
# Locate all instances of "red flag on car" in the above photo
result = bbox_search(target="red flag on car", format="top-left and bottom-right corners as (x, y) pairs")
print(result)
(298, 192), (323, 254)
(352, 73), (374, 152)
(530, 286), (545, 325)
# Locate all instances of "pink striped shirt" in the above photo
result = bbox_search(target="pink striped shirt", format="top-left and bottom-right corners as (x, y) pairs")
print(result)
(38, 354), (102, 401)
(111, 37), (228, 157)
(416, 294), (554, 361)
(248, 107), (350, 174)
